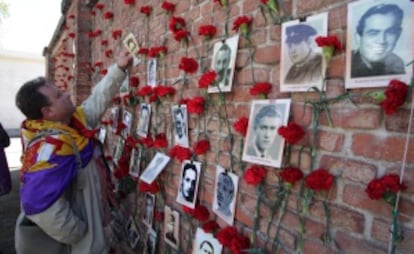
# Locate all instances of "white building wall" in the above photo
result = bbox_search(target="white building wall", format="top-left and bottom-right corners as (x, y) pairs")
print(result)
(0, 50), (45, 133)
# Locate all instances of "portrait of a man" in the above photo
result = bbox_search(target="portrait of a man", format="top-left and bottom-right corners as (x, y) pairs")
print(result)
(136, 103), (151, 138)
(143, 193), (155, 227)
(346, 0), (412, 88)
(243, 99), (291, 168)
(176, 160), (201, 209)
(280, 13), (327, 92)
(164, 206), (179, 249)
(212, 165), (239, 225)
(111, 106), (121, 133)
(125, 216), (140, 248)
(129, 148), (142, 177)
(208, 34), (239, 93)
(144, 228), (157, 254)
(147, 58), (157, 87)
(172, 105), (189, 147)
(122, 110), (132, 138)
(112, 137), (125, 166)
(192, 228), (223, 254)
(139, 152), (171, 184)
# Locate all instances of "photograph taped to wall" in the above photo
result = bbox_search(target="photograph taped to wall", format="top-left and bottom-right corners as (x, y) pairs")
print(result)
(147, 58), (157, 87)
(113, 137), (125, 166)
(172, 104), (189, 148)
(111, 106), (121, 133)
(212, 165), (239, 225)
(122, 110), (132, 138)
(280, 12), (328, 92)
(192, 227), (223, 254)
(125, 216), (140, 248)
(139, 152), (171, 184)
(242, 99), (291, 168)
(208, 34), (239, 93)
(176, 160), (202, 209)
(144, 228), (157, 254)
(143, 193), (155, 227)
(345, 0), (413, 88)
(136, 103), (151, 138)
(123, 32), (141, 66)
(164, 206), (179, 249)
(129, 148), (142, 178)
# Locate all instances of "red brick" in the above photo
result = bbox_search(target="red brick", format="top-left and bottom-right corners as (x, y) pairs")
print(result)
(335, 230), (387, 254)
(317, 130), (344, 152)
(320, 107), (382, 129)
(254, 45), (280, 65)
(385, 109), (414, 133)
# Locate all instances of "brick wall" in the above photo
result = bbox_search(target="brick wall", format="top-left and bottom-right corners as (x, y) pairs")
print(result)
(46, 0), (414, 253)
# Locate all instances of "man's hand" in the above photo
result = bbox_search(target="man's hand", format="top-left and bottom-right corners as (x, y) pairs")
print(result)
(116, 50), (133, 71)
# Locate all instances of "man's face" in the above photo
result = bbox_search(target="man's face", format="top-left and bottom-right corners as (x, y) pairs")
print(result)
(217, 174), (233, 208)
(214, 49), (231, 73)
(175, 113), (184, 138)
(39, 84), (75, 124)
(146, 197), (153, 217)
(254, 116), (279, 152)
(358, 13), (400, 63)
(182, 168), (196, 199)
(288, 40), (312, 64)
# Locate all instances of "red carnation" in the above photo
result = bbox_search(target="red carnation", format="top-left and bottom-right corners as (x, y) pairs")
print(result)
(139, 181), (160, 194)
(315, 35), (343, 52)
(124, 0), (135, 5)
(217, 226), (238, 248)
(149, 94), (159, 103)
(305, 168), (334, 192)
(112, 95), (121, 105)
(68, 32), (75, 38)
(103, 11), (113, 19)
(95, 3), (105, 10)
(153, 85), (176, 97)
(169, 145), (192, 162)
(154, 211), (164, 221)
(105, 49), (113, 58)
(202, 220), (220, 233)
(138, 48), (149, 55)
(112, 29), (122, 40)
(174, 29), (190, 43)
(366, 174), (406, 202)
(250, 82), (272, 98)
(198, 24), (217, 40)
(149, 46), (168, 58)
(161, 1), (176, 13)
(182, 205), (195, 215)
(381, 80), (408, 115)
(140, 6), (152, 16)
(129, 76), (140, 88)
(193, 204), (210, 222)
(231, 234), (251, 254)
(198, 71), (217, 88)
(213, 0), (227, 7)
(179, 57), (198, 74)
(233, 117), (249, 137)
(153, 133), (168, 148)
(278, 121), (305, 145)
(187, 96), (205, 115)
(193, 139), (210, 155)
(135, 85), (153, 97)
(366, 178), (387, 200)
(279, 167), (304, 185)
(100, 69), (108, 75)
(139, 136), (154, 148)
(243, 165), (267, 186)
(94, 61), (103, 68)
(381, 174), (406, 193)
(101, 39), (108, 46)
(232, 15), (253, 36)
(169, 16), (186, 33)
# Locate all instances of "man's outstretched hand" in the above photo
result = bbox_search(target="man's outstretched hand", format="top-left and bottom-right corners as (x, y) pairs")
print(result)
(116, 50), (133, 71)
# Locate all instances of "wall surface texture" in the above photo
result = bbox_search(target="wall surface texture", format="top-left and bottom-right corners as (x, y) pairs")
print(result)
(46, 0), (414, 253)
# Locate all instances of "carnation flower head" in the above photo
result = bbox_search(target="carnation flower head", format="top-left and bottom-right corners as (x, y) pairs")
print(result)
(193, 204), (210, 221)
(153, 133), (168, 148)
(315, 35), (343, 63)
(231, 234), (251, 254)
(140, 6), (152, 16)
(366, 173), (406, 205)
(243, 164), (267, 186)
(161, 1), (176, 14)
(112, 29), (122, 40)
(198, 25), (217, 40)
(233, 117), (248, 137)
(169, 145), (192, 161)
(217, 226), (238, 248)
(193, 139), (210, 155)
(278, 121), (305, 145)
(232, 16), (253, 38)
(202, 220), (220, 233)
(279, 167), (304, 186)
(103, 11), (113, 19)
(139, 181), (160, 194)
(135, 85), (153, 97)
(250, 82), (272, 98)
(380, 80), (408, 115)
(198, 71), (217, 88)
(261, 0), (278, 13)
(305, 168), (334, 192)
(124, 0), (135, 5)
(169, 16), (186, 33)
(179, 57), (198, 74)
(174, 30), (190, 45)
(187, 96), (205, 115)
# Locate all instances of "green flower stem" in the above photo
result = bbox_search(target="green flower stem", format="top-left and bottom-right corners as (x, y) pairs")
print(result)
(322, 198), (332, 245)
(252, 183), (264, 248)
(196, 115), (201, 142)
(224, 6), (230, 38)
(238, 137), (245, 173)
(390, 208), (401, 254)
(218, 91), (235, 171)
(271, 185), (290, 252)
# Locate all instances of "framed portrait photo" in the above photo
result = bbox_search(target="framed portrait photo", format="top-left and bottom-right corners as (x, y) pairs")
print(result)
(111, 106), (121, 133)
(212, 165), (239, 225)
(163, 206), (179, 249)
(147, 58), (157, 87)
(125, 216), (140, 248)
(345, 0), (413, 88)
(192, 227), (223, 254)
(144, 228), (157, 254)
(139, 152), (171, 184)
(129, 148), (142, 178)
(208, 34), (239, 94)
(122, 110), (133, 138)
(280, 12), (328, 92)
(143, 193), (155, 227)
(136, 103), (152, 138)
(176, 160), (202, 209)
(172, 104), (189, 148)
(123, 33), (141, 66)
(112, 137), (125, 166)
(242, 99), (291, 168)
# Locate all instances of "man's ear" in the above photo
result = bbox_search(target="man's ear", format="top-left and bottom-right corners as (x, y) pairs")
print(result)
(40, 106), (53, 120)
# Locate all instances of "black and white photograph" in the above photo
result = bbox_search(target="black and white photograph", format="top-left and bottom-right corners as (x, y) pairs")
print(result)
(125, 216), (140, 248)
(143, 193), (155, 227)
(212, 165), (239, 225)
(144, 228), (157, 254)
(242, 99), (291, 168)
(176, 160), (202, 209)
(122, 110), (133, 138)
(192, 228), (223, 254)
(139, 152), (171, 184)
(123, 32), (139, 56)
(136, 103), (151, 138)
(129, 148), (142, 178)
(112, 137), (125, 166)
(111, 106), (121, 133)
(208, 34), (239, 93)
(163, 206), (179, 249)
(345, 0), (413, 88)
(172, 104), (189, 147)
(280, 12), (328, 92)
(147, 58), (157, 87)
(98, 126), (106, 144)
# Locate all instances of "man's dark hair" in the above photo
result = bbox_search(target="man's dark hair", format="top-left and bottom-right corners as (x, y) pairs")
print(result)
(182, 163), (197, 178)
(200, 240), (214, 252)
(253, 105), (280, 129)
(15, 77), (51, 119)
(356, 4), (403, 36)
